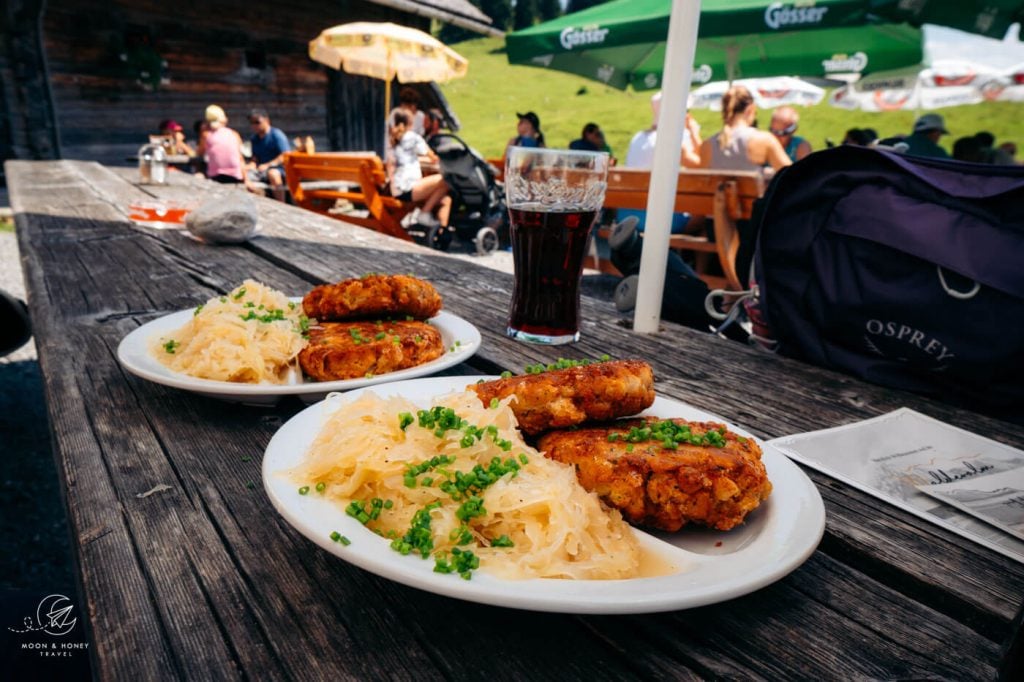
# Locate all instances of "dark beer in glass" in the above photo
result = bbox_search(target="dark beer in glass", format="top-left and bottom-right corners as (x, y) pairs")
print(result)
(504, 148), (609, 344)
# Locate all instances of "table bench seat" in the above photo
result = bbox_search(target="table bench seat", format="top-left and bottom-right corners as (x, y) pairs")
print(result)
(283, 151), (414, 241)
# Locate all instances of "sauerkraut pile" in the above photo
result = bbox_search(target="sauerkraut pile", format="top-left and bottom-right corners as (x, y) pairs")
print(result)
(291, 389), (641, 580)
(153, 280), (309, 384)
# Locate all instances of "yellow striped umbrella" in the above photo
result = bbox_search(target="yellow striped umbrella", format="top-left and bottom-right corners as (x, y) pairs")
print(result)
(309, 22), (468, 122)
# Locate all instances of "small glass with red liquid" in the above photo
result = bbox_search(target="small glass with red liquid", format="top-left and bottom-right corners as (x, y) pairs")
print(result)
(504, 147), (609, 344)
(127, 200), (191, 229)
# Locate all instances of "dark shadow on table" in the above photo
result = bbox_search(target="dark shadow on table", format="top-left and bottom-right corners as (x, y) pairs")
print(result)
(0, 359), (74, 591)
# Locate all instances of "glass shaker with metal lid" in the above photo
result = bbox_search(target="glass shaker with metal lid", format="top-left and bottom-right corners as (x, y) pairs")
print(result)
(138, 143), (167, 184)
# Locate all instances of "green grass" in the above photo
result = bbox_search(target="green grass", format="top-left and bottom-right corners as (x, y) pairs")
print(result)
(441, 37), (1023, 160)
(0, 214), (13, 233)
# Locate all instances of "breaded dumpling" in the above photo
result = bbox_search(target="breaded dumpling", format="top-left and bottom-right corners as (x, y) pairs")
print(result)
(299, 320), (443, 381)
(470, 360), (655, 435)
(538, 417), (772, 531)
(303, 274), (442, 321)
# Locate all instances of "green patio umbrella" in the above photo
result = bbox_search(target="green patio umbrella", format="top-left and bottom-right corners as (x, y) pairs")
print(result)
(872, 0), (1024, 40)
(506, 0), (923, 87)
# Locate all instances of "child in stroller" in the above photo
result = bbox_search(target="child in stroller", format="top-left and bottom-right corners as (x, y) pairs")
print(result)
(412, 133), (508, 255)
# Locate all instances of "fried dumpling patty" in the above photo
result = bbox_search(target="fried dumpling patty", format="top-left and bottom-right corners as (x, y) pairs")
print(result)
(299, 320), (444, 381)
(470, 360), (655, 435)
(303, 274), (442, 321)
(537, 417), (772, 531)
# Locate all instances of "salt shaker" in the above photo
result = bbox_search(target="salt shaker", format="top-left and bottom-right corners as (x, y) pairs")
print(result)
(138, 143), (167, 185)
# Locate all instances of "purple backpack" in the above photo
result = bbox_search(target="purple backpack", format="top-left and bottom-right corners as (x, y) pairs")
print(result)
(753, 145), (1024, 410)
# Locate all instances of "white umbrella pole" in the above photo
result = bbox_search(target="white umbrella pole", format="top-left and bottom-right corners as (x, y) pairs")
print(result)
(633, 0), (703, 334)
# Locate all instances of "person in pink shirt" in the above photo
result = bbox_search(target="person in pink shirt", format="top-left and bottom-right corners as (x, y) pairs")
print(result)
(197, 105), (248, 185)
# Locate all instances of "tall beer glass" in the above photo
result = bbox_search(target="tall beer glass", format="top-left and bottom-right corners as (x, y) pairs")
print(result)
(504, 147), (609, 344)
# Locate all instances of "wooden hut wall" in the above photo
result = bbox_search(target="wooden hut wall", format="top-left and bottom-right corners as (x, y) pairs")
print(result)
(37, 0), (430, 165)
(0, 0), (62, 178)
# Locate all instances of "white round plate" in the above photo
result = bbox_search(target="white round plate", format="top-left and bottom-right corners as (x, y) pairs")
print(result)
(262, 375), (825, 614)
(116, 305), (481, 406)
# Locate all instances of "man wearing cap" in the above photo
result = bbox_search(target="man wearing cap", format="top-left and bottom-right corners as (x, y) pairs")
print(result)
(247, 108), (291, 201)
(507, 112), (545, 150)
(904, 113), (950, 159)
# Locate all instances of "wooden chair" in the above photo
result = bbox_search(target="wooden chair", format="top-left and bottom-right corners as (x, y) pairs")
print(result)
(283, 151), (414, 241)
(599, 168), (764, 290)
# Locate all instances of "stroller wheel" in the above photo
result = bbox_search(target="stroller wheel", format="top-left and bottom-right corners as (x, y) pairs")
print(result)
(475, 226), (499, 256)
(427, 224), (452, 251)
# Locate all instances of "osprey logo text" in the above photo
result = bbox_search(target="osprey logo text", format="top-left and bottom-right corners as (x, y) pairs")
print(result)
(764, 2), (829, 30)
(560, 26), (610, 50)
(7, 594), (78, 637)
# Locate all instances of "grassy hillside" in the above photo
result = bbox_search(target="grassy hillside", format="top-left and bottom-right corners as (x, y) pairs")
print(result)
(440, 37), (1023, 160)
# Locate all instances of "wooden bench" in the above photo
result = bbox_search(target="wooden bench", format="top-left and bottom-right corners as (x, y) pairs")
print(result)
(598, 168), (764, 290)
(283, 151), (414, 241)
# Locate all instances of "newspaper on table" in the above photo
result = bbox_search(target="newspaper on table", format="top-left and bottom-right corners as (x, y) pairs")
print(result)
(768, 407), (1024, 564)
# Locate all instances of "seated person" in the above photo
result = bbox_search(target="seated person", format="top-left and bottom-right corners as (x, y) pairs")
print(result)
(769, 106), (811, 162)
(423, 108), (446, 149)
(569, 123), (604, 152)
(197, 104), (249, 187)
(246, 108), (291, 201)
(700, 85), (790, 174)
(158, 119), (195, 157)
(902, 113), (950, 159)
(388, 87), (426, 137)
(507, 111), (545, 150)
(292, 135), (316, 154)
(387, 110), (451, 231)
(700, 85), (790, 283)
(842, 128), (874, 146)
(617, 92), (702, 235)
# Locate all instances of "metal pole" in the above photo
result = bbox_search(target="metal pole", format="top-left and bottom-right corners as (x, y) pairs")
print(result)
(632, 0), (702, 333)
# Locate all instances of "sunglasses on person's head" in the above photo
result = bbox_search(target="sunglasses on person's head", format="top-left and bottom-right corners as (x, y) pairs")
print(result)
(771, 123), (798, 136)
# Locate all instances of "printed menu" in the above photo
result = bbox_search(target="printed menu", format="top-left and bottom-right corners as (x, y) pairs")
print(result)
(768, 408), (1024, 564)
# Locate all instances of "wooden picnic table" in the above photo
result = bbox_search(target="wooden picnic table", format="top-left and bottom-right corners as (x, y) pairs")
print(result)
(8, 159), (1023, 680)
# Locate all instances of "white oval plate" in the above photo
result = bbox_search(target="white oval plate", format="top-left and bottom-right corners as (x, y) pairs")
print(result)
(117, 306), (481, 406)
(262, 375), (825, 614)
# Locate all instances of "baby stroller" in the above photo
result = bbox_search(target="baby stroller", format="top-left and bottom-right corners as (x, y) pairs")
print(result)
(423, 133), (509, 255)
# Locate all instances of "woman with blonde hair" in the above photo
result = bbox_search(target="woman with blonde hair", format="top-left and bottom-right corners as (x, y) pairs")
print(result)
(196, 104), (247, 185)
(700, 85), (790, 173)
